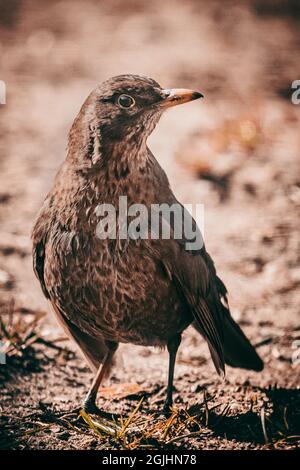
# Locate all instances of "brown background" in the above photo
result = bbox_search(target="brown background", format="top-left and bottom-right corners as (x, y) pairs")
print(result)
(0, 0), (299, 450)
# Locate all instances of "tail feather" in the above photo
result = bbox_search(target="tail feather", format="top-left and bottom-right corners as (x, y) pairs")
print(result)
(191, 252), (263, 373)
(222, 307), (264, 372)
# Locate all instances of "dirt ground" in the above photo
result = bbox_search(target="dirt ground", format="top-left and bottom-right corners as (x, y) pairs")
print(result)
(0, 0), (300, 450)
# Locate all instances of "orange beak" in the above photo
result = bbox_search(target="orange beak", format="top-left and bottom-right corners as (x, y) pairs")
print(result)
(159, 88), (204, 108)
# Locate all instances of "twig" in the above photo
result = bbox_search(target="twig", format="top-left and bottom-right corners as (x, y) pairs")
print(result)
(260, 405), (269, 444)
(120, 397), (144, 436)
(166, 430), (207, 445)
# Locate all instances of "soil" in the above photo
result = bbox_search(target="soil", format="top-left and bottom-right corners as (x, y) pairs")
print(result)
(0, 0), (299, 450)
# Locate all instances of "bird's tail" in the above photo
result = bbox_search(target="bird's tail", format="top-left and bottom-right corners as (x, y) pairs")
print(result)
(221, 305), (264, 372)
(193, 254), (264, 374)
(193, 305), (264, 373)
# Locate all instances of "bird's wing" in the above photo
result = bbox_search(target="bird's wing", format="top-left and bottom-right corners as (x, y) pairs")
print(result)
(146, 154), (226, 373)
(155, 234), (226, 375)
(31, 207), (111, 373)
(32, 204), (51, 300)
(50, 300), (112, 373)
(149, 185), (262, 374)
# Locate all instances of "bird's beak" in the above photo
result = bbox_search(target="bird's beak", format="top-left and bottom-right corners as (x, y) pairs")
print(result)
(158, 88), (204, 108)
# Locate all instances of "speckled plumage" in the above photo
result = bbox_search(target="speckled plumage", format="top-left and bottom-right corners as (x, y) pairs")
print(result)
(32, 75), (263, 412)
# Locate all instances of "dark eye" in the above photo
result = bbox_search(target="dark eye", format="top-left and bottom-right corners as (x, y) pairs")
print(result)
(117, 94), (135, 109)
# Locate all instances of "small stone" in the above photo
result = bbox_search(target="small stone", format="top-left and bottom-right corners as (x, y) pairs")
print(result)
(57, 431), (70, 440)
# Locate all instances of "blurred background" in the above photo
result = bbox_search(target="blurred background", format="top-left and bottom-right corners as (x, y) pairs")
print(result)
(0, 0), (299, 450)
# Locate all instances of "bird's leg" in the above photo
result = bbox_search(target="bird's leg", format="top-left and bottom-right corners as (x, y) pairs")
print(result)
(163, 334), (181, 414)
(82, 341), (118, 415)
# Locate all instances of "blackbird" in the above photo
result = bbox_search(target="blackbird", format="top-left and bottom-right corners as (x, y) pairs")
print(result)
(32, 74), (263, 414)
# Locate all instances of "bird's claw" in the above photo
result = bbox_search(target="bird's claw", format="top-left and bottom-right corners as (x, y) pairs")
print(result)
(82, 398), (102, 415)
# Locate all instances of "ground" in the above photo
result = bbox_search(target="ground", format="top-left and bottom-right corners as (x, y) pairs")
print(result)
(0, 0), (299, 450)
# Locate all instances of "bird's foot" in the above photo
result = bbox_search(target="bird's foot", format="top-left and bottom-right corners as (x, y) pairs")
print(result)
(82, 397), (102, 415)
(162, 400), (173, 416)
(81, 398), (120, 422)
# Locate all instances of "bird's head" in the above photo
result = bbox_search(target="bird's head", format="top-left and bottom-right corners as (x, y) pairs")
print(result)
(90, 74), (203, 141)
(68, 74), (203, 167)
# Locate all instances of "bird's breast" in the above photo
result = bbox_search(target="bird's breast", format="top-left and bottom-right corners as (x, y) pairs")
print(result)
(44, 228), (190, 346)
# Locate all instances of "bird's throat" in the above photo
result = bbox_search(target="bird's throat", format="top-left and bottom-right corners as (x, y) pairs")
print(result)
(106, 140), (149, 181)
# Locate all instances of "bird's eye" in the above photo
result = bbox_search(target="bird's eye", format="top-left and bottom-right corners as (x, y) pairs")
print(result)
(117, 94), (135, 109)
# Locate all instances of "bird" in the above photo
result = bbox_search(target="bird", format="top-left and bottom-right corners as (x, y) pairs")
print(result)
(32, 74), (263, 415)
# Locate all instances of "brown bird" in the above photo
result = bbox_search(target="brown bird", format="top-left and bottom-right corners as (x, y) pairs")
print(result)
(32, 74), (263, 414)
